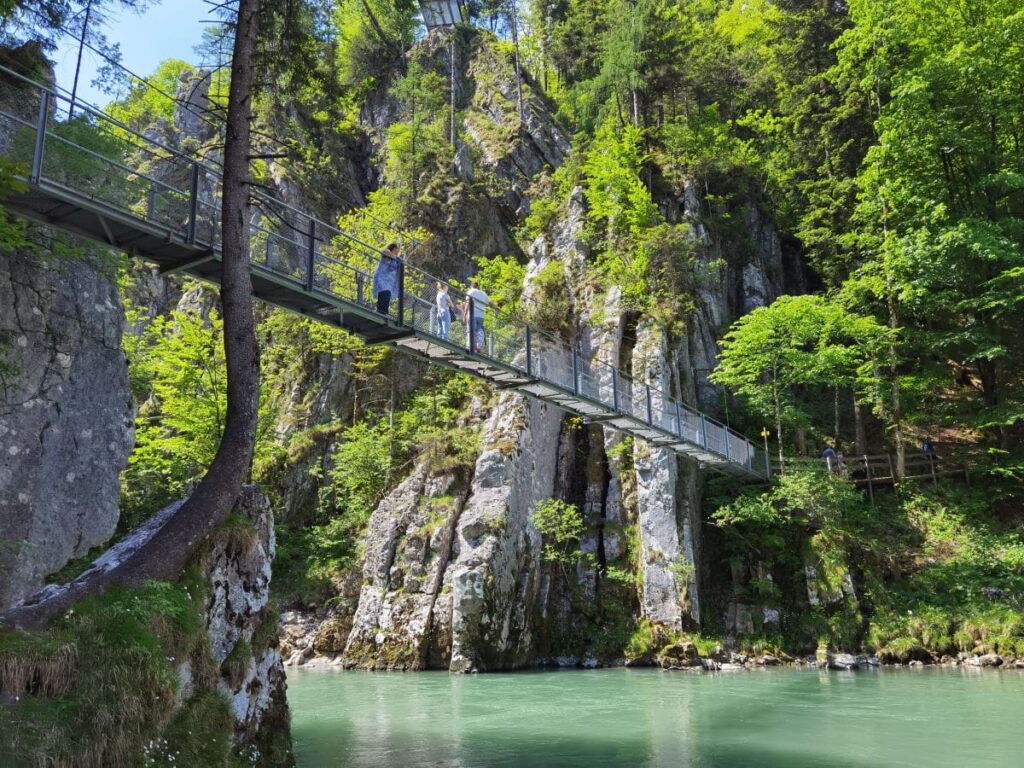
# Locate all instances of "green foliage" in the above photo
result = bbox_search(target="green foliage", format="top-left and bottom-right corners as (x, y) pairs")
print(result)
(0, 155), (28, 252)
(531, 498), (588, 570)
(525, 260), (572, 336)
(334, 0), (417, 90)
(473, 254), (526, 315)
(274, 371), (476, 606)
(149, 691), (242, 768)
(120, 304), (279, 530)
(385, 53), (456, 213)
(107, 59), (194, 133)
(624, 618), (658, 662)
(711, 294), (888, 450)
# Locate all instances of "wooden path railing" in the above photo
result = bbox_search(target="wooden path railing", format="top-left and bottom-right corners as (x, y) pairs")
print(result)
(771, 453), (969, 502)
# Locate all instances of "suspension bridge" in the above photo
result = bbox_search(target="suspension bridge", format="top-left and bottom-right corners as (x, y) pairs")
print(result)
(0, 66), (769, 481)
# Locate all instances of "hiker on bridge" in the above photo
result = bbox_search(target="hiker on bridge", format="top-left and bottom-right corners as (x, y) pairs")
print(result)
(463, 280), (497, 351)
(435, 281), (456, 340)
(373, 243), (402, 316)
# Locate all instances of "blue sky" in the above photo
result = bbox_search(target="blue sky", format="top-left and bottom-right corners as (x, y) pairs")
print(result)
(51, 0), (213, 108)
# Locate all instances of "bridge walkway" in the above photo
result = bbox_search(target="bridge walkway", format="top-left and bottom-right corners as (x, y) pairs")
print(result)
(0, 67), (769, 480)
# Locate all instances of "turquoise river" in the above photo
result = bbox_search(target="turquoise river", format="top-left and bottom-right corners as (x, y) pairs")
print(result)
(287, 667), (1024, 768)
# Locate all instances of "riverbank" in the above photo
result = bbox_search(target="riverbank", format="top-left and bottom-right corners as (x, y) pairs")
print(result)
(287, 667), (1024, 768)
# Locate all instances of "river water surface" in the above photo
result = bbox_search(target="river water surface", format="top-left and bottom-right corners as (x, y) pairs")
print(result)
(288, 667), (1024, 767)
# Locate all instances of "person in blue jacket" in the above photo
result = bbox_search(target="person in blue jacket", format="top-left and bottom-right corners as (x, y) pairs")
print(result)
(373, 243), (402, 315)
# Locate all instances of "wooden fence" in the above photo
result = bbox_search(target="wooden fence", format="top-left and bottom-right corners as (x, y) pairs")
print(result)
(769, 453), (969, 503)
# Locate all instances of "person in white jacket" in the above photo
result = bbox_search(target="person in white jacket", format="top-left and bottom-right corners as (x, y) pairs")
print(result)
(463, 280), (498, 351)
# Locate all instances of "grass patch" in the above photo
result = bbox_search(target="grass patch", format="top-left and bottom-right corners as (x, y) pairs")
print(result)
(0, 572), (235, 768)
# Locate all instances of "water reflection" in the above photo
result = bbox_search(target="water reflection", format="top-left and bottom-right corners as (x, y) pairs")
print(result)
(288, 667), (1024, 768)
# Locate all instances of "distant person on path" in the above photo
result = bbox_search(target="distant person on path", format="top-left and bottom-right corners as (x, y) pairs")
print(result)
(373, 243), (401, 316)
(822, 445), (837, 471)
(922, 439), (937, 462)
(834, 449), (848, 477)
(435, 281), (456, 340)
(463, 280), (497, 351)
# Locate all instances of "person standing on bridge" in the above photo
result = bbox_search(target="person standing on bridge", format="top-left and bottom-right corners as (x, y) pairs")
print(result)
(463, 279), (497, 352)
(435, 281), (456, 340)
(374, 243), (402, 316)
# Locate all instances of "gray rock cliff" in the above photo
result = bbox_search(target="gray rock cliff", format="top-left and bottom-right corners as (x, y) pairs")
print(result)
(0, 251), (134, 608)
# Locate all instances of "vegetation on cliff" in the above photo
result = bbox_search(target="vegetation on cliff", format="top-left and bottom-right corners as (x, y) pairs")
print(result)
(1, 0), (1022, 689)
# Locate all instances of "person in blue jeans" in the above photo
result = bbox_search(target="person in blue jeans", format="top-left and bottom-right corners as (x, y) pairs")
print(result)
(463, 280), (495, 351)
(373, 243), (401, 315)
(435, 281), (456, 340)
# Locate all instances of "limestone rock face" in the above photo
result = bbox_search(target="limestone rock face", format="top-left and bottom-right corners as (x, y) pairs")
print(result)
(448, 393), (564, 671)
(463, 33), (570, 221)
(677, 178), (804, 411)
(342, 467), (465, 670)
(0, 252), (134, 608)
(632, 322), (698, 631)
(197, 486), (291, 763)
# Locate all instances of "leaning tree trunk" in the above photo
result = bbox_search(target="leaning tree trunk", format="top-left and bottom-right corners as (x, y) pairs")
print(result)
(1, 0), (263, 629)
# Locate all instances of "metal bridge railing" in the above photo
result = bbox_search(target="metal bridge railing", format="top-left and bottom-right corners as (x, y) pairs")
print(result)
(0, 65), (769, 480)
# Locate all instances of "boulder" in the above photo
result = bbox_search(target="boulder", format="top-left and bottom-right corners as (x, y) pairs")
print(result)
(656, 641), (702, 670)
(969, 654), (1003, 668)
(827, 653), (863, 671)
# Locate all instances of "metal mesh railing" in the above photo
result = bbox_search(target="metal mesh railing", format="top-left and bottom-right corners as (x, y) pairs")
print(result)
(0, 65), (768, 480)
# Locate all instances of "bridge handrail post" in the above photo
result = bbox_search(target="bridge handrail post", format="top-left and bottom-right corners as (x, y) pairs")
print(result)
(700, 413), (708, 451)
(30, 90), (49, 184)
(396, 259), (406, 324)
(525, 325), (532, 376)
(468, 299), (476, 354)
(645, 384), (653, 425)
(674, 401), (682, 439)
(186, 162), (199, 244)
(304, 219), (317, 291)
(724, 429), (732, 461)
(572, 349), (579, 395)
(611, 368), (619, 411)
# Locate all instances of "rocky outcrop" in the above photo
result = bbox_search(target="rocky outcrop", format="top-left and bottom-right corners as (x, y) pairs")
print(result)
(677, 179), (804, 412)
(632, 322), (699, 632)
(196, 486), (291, 764)
(0, 250), (134, 608)
(342, 466), (467, 670)
(462, 32), (570, 221)
(448, 392), (564, 671)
